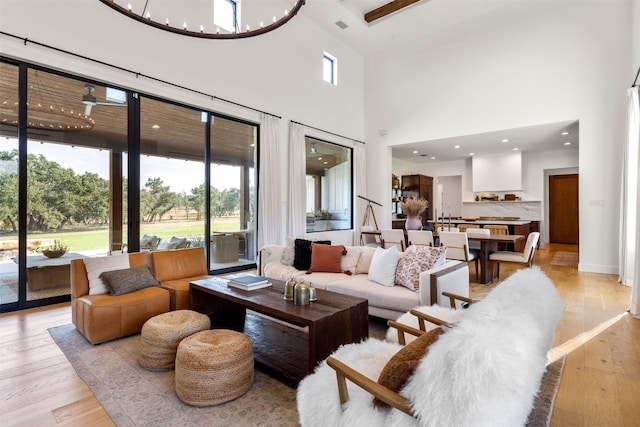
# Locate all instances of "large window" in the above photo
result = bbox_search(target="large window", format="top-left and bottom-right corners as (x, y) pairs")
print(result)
(0, 59), (261, 311)
(209, 115), (257, 269)
(305, 137), (352, 232)
(140, 97), (206, 253)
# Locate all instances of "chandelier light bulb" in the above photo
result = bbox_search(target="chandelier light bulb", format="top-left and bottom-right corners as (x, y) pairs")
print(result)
(99, 0), (305, 39)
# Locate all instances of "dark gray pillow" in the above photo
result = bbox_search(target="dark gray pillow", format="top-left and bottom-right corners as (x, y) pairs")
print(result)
(100, 266), (160, 296)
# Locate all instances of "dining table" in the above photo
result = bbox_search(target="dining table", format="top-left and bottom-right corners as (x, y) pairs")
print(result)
(466, 234), (525, 284)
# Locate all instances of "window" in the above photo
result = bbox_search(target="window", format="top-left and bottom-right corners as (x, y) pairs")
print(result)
(305, 137), (352, 232)
(214, 0), (238, 33)
(323, 51), (337, 85)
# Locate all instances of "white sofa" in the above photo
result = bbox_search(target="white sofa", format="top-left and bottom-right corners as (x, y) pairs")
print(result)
(258, 245), (469, 320)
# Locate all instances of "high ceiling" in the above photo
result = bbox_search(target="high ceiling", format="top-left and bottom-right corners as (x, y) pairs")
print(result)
(301, 0), (579, 163)
(301, 0), (526, 56)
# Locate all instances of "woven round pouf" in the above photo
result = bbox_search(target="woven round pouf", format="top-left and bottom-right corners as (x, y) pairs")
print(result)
(175, 329), (254, 406)
(138, 310), (211, 371)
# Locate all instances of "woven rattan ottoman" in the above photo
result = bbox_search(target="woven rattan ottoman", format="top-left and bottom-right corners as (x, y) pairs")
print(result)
(175, 329), (254, 406)
(138, 309), (211, 371)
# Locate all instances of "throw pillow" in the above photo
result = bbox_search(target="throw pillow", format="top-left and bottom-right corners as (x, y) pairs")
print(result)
(282, 237), (296, 266)
(341, 246), (363, 274)
(293, 239), (331, 271)
(308, 244), (347, 273)
(367, 246), (399, 287)
(100, 265), (161, 296)
(373, 327), (445, 408)
(355, 246), (377, 274)
(395, 245), (448, 291)
(84, 253), (131, 295)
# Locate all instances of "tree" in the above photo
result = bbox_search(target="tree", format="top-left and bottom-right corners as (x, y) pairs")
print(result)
(141, 177), (179, 222)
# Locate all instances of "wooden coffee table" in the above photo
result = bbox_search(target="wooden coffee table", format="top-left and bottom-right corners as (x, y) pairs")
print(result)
(190, 278), (369, 386)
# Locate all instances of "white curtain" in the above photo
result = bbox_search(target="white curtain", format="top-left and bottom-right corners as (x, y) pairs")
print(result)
(619, 86), (640, 318)
(257, 113), (282, 249)
(354, 141), (367, 245)
(287, 122), (306, 238)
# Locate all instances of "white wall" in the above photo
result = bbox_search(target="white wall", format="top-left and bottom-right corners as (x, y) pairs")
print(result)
(0, 0), (365, 245)
(368, 1), (631, 274)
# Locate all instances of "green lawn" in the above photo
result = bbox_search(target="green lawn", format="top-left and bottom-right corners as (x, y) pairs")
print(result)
(0, 218), (242, 252)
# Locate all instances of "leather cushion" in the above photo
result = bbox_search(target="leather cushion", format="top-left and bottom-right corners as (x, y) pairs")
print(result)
(293, 239), (330, 271)
(373, 326), (444, 408)
(308, 244), (347, 273)
(100, 265), (161, 296)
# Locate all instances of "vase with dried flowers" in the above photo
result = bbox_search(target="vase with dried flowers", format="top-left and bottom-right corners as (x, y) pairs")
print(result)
(400, 196), (429, 230)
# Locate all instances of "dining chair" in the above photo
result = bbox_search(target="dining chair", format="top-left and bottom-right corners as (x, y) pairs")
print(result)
(439, 231), (478, 279)
(465, 227), (490, 254)
(435, 226), (460, 233)
(458, 224), (480, 233)
(360, 225), (381, 248)
(484, 225), (509, 235)
(406, 230), (434, 247)
(381, 229), (406, 251)
(489, 232), (540, 279)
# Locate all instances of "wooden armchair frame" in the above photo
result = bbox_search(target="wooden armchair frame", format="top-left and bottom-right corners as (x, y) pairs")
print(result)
(325, 305), (454, 415)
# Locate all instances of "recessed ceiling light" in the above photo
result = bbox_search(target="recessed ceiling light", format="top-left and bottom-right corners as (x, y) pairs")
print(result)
(318, 157), (322, 160)
(454, 145), (460, 149)
(151, 124), (160, 129)
(564, 142), (572, 146)
(430, 156), (436, 160)
(323, 161), (328, 164)
(469, 152), (475, 156)
(561, 131), (570, 135)
(413, 150), (418, 154)
(502, 139), (509, 143)
(513, 147), (519, 151)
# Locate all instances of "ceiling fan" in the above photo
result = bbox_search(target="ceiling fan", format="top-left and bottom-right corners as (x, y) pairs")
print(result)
(82, 84), (126, 116)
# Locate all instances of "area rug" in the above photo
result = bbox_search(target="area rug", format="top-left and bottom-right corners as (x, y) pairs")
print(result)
(49, 324), (299, 427)
(49, 323), (564, 427)
(551, 251), (579, 267)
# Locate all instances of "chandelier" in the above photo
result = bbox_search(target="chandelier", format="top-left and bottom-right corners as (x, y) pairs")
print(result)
(99, 0), (305, 39)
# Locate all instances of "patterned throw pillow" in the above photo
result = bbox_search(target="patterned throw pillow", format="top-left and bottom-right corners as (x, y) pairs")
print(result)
(99, 265), (161, 296)
(395, 245), (447, 291)
(308, 244), (347, 273)
(373, 327), (445, 408)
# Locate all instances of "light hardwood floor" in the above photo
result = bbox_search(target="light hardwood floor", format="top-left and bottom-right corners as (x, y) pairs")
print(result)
(0, 244), (638, 426)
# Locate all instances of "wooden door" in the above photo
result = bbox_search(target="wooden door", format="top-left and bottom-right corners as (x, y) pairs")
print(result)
(549, 174), (579, 244)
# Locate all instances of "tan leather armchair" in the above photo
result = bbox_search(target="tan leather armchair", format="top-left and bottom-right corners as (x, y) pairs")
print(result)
(71, 252), (170, 345)
(148, 247), (209, 310)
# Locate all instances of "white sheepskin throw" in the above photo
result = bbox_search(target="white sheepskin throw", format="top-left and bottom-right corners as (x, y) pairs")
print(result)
(385, 305), (464, 344)
(297, 339), (406, 427)
(399, 267), (563, 427)
(296, 267), (563, 427)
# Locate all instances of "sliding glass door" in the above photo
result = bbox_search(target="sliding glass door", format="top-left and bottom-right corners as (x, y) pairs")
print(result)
(0, 59), (260, 312)
(209, 115), (258, 270)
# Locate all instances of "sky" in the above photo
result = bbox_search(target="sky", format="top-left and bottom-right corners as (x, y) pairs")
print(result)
(2, 138), (241, 193)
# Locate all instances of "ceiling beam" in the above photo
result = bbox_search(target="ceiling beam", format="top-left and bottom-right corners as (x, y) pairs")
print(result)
(364, 0), (421, 23)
